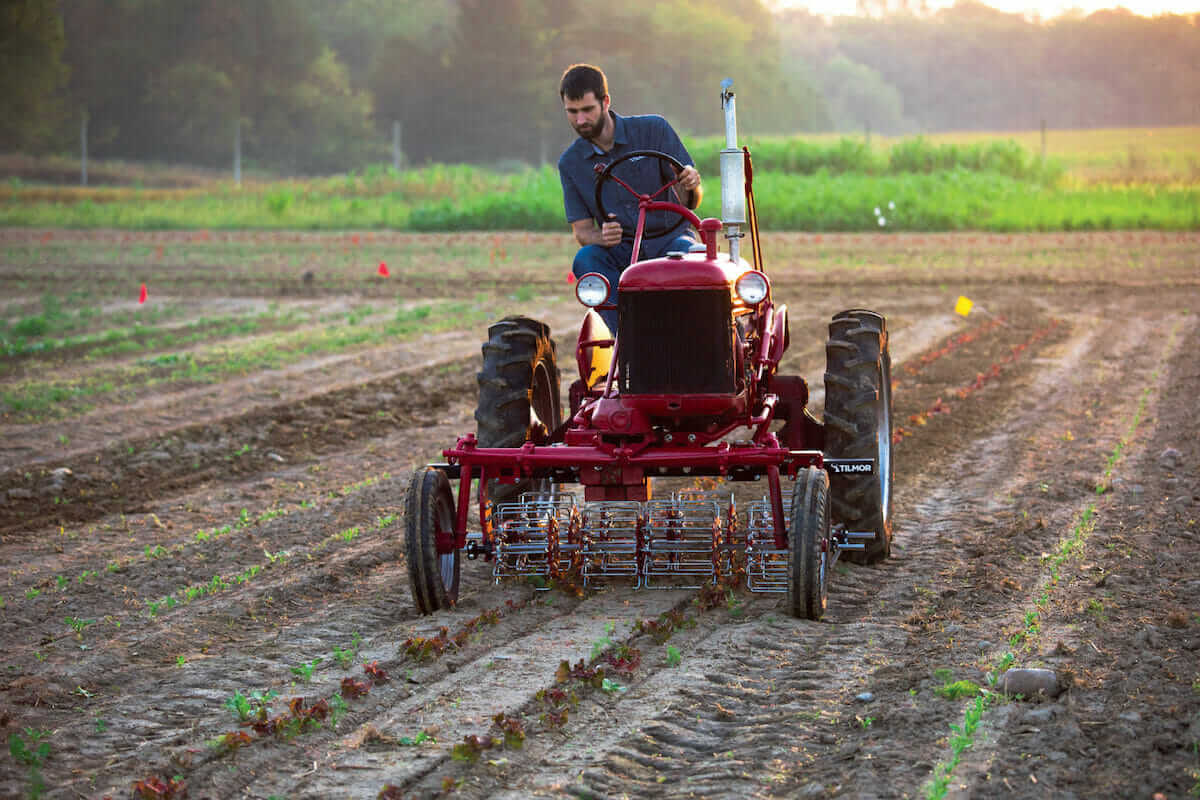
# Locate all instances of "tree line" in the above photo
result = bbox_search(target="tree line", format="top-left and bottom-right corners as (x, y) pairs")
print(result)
(1, 0), (1196, 175)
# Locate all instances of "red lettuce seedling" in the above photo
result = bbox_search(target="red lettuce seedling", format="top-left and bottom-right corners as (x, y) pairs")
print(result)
(493, 712), (526, 749)
(364, 661), (390, 684)
(603, 645), (641, 674)
(213, 730), (254, 755)
(131, 776), (186, 799)
(555, 659), (606, 689)
(451, 734), (497, 761)
(341, 677), (370, 699)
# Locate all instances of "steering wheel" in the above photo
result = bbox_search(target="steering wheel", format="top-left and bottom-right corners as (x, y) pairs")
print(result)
(594, 149), (693, 241)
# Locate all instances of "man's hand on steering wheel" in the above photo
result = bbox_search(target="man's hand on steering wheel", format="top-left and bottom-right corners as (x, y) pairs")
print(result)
(676, 165), (701, 202)
(599, 215), (623, 247)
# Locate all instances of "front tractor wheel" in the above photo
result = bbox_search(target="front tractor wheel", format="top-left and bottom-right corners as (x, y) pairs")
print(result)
(824, 309), (893, 564)
(475, 317), (562, 505)
(787, 466), (831, 620)
(405, 468), (460, 614)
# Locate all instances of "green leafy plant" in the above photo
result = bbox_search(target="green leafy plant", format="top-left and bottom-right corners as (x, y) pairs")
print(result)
(8, 727), (51, 799)
(591, 621), (617, 660)
(665, 645), (682, 667)
(332, 633), (363, 669)
(329, 692), (350, 729)
(65, 616), (95, 634)
(291, 657), (322, 682)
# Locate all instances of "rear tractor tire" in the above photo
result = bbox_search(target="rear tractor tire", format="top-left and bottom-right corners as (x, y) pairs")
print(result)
(823, 309), (894, 564)
(475, 317), (562, 506)
(406, 467), (460, 614)
(787, 466), (831, 620)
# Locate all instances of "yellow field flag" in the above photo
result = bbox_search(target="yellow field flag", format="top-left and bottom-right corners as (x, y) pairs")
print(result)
(954, 295), (974, 316)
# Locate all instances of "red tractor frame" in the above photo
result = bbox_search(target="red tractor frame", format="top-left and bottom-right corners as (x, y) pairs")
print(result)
(406, 80), (893, 620)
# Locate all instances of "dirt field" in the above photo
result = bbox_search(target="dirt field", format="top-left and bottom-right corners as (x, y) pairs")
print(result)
(1, 230), (1198, 799)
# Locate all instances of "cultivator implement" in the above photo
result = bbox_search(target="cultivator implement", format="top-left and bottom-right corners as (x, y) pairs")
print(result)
(479, 486), (874, 592)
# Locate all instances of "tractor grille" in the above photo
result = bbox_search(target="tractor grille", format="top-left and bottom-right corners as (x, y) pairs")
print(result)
(618, 289), (735, 395)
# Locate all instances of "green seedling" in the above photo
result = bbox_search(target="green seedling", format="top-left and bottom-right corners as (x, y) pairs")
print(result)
(8, 727), (51, 800)
(600, 678), (627, 694)
(291, 657), (322, 682)
(24, 588), (40, 600)
(93, 717), (107, 733)
(55, 575), (67, 590)
(591, 621), (617, 660)
(65, 617), (95, 634)
(398, 730), (434, 746)
(332, 635), (362, 669)
(329, 692), (349, 728)
(857, 715), (875, 728)
(665, 645), (682, 667)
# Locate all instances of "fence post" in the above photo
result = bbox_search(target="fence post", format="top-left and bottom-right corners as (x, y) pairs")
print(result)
(80, 110), (89, 187)
(393, 120), (403, 171)
(1040, 119), (1046, 164)
(234, 118), (242, 186)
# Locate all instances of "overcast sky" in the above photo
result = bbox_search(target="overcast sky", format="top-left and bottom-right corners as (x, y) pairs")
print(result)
(775, 0), (1197, 18)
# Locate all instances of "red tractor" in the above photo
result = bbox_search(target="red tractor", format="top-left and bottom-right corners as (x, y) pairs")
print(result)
(406, 80), (892, 620)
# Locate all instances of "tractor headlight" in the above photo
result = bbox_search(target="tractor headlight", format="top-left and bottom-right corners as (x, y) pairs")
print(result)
(575, 273), (611, 307)
(735, 271), (769, 305)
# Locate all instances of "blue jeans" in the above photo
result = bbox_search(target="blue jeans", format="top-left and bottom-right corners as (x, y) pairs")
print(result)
(572, 234), (696, 333)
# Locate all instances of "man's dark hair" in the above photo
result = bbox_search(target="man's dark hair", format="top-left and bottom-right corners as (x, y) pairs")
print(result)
(559, 64), (608, 101)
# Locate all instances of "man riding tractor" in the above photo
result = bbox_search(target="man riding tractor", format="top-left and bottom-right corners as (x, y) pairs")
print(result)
(558, 63), (703, 333)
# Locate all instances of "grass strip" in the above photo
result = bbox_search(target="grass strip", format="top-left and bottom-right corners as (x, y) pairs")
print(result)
(3, 166), (1197, 232)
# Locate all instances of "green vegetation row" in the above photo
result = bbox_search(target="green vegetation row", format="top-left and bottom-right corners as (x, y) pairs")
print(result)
(0, 300), (489, 421)
(684, 135), (1063, 183)
(4, 164), (1197, 232)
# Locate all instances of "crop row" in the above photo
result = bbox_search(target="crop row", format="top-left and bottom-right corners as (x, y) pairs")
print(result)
(0, 300), (490, 420)
(923, 320), (1178, 798)
(2, 473), (399, 636)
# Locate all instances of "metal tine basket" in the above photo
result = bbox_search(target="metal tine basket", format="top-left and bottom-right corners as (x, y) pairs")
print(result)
(492, 490), (579, 580)
(579, 501), (643, 586)
(745, 487), (793, 592)
(642, 490), (730, 588)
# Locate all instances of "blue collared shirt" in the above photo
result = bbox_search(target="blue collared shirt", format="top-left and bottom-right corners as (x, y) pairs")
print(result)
(558, 111), (694, 258)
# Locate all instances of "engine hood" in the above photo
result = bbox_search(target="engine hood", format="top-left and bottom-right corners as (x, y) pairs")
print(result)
(620, 253), (749, 293)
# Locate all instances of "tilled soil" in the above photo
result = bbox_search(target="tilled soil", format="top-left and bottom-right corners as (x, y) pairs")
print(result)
(0, 231), (1197, 800)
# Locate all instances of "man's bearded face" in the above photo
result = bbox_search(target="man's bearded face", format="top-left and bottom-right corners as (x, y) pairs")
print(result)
(564, 92), (608, 141)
